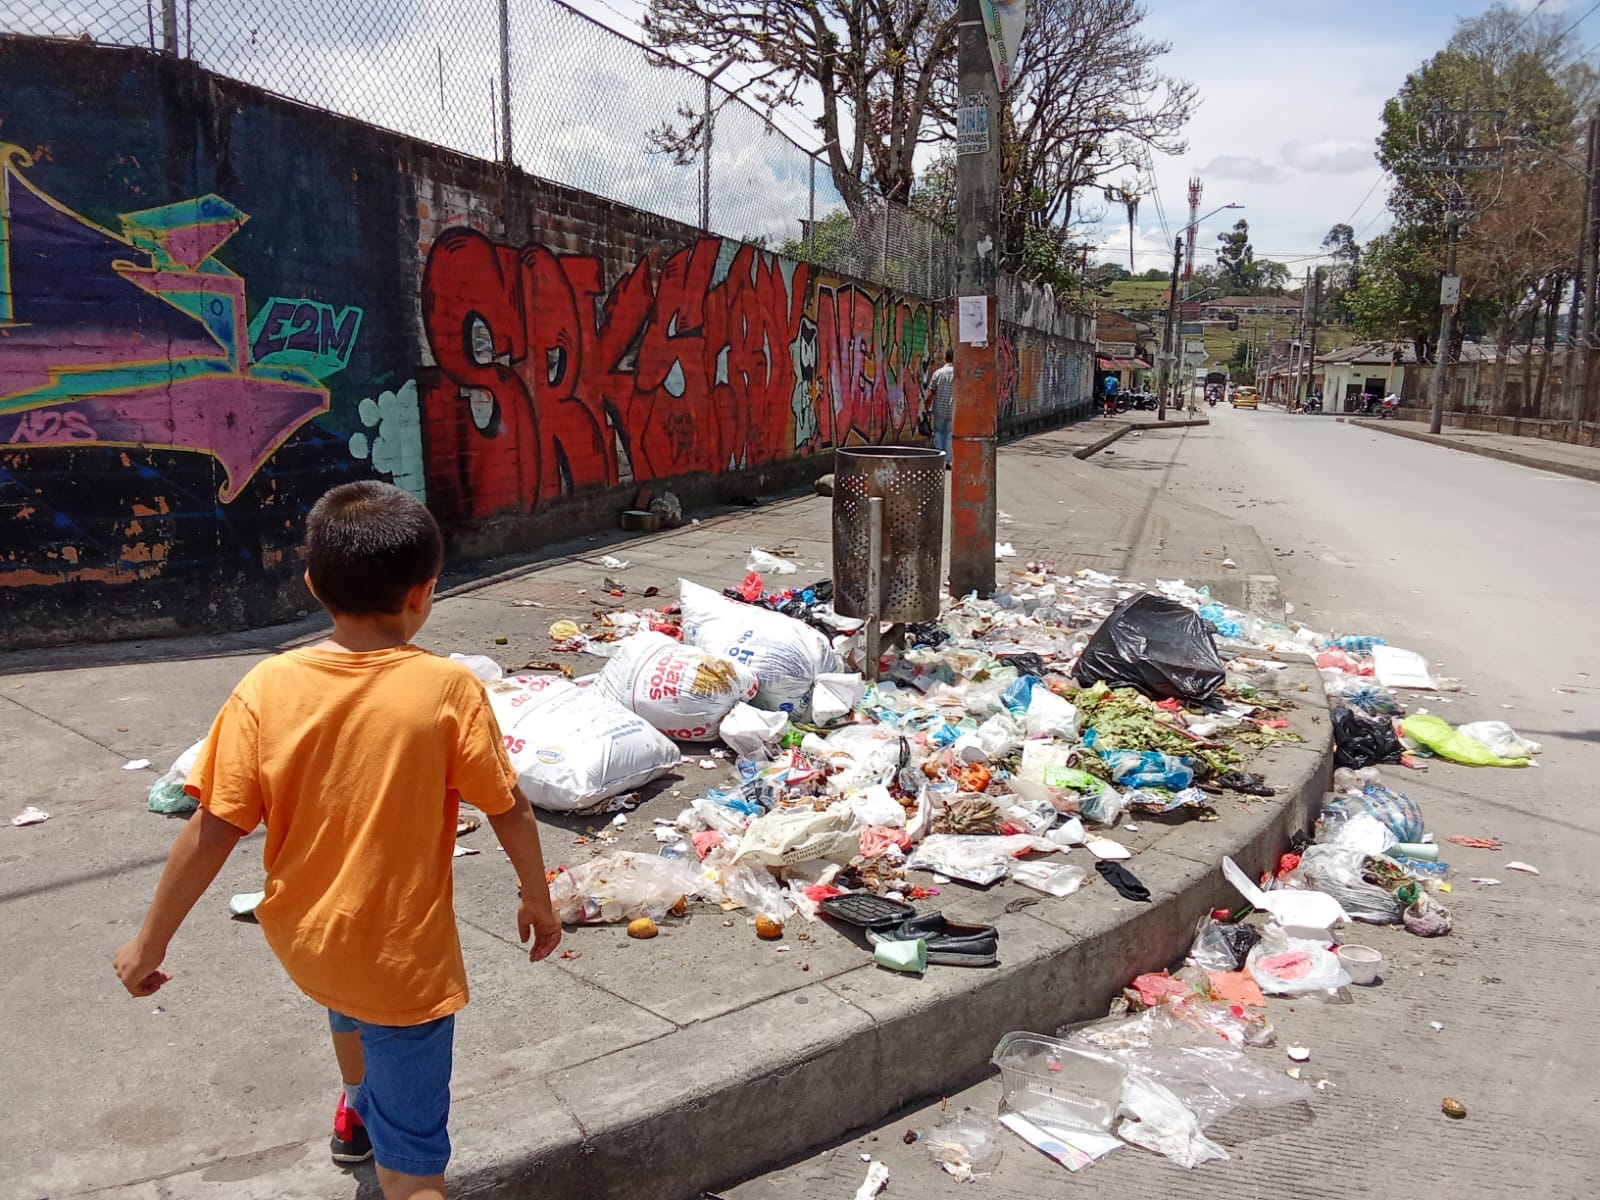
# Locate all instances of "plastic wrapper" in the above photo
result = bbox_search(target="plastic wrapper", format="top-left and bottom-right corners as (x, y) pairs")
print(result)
(486, 675), (680, 813)
(907, 833), (1042, 886)
(1116, 1074), (1228, 1169)
(1322, 782), (1423, 844)
(1401, 713), (1531, 767)
(925, 1108), (1003, 1181)
(147, 738), (204, 815)
(811, 672), (867, 724)
(548, 852), (701, 924)
(1072, 592), (1226, 702)
(1318, 811), (1396, 855)
(448, 653), (505, 681)
(1246, 926), (1353, 995)
(976, 712), (1025, 759)
(1010, 860), (1088, 896)
(1023, 687), (1079, 739)
(680, 579), (837, 713)
(718, 703), (789, 756)
(595, 631), (759, 740)
(696, 850), (788, 917)
(1289, 844), (1404, 925)
(1188, 917), (1261, 973)
(820, 725), (905, 794)
(1331, 706), (1403, 769)
(1128, 787), (1213, 815)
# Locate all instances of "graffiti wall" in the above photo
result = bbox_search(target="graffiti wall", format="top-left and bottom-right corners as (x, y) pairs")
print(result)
(0, 37), (1091, 649)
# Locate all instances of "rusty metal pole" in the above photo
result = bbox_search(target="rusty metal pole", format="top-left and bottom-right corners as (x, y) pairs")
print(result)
(950, 0), (999, 599)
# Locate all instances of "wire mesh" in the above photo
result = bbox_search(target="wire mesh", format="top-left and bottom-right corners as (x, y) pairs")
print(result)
(0, 0), (959, 298)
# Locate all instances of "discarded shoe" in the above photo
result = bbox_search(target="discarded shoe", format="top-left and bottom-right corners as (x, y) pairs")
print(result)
(869, 912), (998, 966)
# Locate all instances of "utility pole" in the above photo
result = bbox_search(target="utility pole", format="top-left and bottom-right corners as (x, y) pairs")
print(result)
(950, 0), (1003, 598)
(1157, 235), (1182, 421)
(1304, 269), (1322, 410)
(1580, 117), (1600, 424)
(1427, 215), (1461, 433)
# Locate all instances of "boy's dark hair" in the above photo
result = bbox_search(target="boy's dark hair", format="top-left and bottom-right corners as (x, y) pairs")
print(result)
(944, 349), (954, 363)
(305, 482), (443, 616)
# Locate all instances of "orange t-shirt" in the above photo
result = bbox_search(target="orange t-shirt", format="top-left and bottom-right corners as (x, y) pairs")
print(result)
(187, 646), (519, 1026)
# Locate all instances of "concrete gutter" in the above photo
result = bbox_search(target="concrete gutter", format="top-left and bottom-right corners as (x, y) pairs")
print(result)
(1345, 418), (1600, 485)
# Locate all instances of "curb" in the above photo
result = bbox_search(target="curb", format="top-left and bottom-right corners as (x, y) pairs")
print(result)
(1344, 419), (1600, 485)
(1074, 417), (1210, 460)
(463, 667), (1333, 1200)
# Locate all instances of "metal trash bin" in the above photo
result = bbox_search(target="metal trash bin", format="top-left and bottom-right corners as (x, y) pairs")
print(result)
(831, 445), (945, 626)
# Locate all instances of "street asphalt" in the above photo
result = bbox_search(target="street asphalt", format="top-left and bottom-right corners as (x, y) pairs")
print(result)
(725, 403), (1600, 1200)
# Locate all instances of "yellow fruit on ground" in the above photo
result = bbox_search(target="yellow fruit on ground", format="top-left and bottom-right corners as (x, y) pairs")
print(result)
(626, 917), (659, 939)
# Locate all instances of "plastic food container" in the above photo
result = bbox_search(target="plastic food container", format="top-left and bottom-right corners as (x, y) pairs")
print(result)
(1337, 943), (1383, 985)
(992, 1032), (1126, 1131)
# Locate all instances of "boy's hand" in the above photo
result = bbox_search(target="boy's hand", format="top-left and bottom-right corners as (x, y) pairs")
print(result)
(517, 897), (562, 962)
(113, 938), (172, 996)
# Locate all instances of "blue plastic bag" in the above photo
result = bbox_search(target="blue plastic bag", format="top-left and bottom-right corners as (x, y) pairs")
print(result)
(1100, 749), (1195, 790)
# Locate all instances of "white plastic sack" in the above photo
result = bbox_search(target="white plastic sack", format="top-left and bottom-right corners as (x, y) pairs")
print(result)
(448, 653), (504, 682)
(811, 672), (867, 724)
(485, 675), (679, 813)
(596, 631), (758, 740)
(1246, 926), (1353, 996)
(1023, 687), (1078, 739)
(718, 703), (789, 756)
(679, 579), (837, 713)
(841, 784), (906, 829)
(976, 712), (1024, 759)
(734, 807), (862, 866)
(1457, 721), (1542, 760)
(747, 547), (799, 575)
(907, 833), (1043, 886)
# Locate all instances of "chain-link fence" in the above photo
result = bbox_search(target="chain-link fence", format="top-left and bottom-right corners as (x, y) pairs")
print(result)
(1, 0), (954, 296)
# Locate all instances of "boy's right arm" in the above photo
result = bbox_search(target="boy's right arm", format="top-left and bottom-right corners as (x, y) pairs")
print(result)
(113, 808), (246, 996)
(485, 788), (562, 962)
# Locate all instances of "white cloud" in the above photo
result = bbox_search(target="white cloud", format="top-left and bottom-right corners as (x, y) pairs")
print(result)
(1283, 139), (1377, 174)
(1201, 156), (1295, 185)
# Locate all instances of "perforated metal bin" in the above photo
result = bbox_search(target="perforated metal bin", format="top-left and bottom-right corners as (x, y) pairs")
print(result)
(831, 445), (945, 622)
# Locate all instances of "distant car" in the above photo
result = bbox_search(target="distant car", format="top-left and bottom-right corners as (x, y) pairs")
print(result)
(1232, 386), (1259, 410)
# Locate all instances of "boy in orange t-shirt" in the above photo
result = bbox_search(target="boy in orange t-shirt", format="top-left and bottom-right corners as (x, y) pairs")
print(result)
(114, 481), (561, 1200)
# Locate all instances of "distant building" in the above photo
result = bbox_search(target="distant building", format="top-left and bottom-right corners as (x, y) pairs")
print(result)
(1198, 294), (1303, 320)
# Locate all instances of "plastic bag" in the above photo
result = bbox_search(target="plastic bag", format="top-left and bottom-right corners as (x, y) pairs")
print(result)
(811, 672), (867, 724)
(485, 675), (680, 813)
(1322, 782), (1423, 844)
(1372, 644), (1435, 690)
(1009, 744), (1125, 825)
(907, 833), (1041, 886)
(1010, 860), (1088, 896)
(976, 712), (1025, 759)
(697, 850), (788, 916)
(1332, 706), (1403, 769)
(596, 631), (759, 741)
(747, 547), (798, 575)
(1456, 720), (1542, 761)
(448, 653), (504, 682)
(840, 784), (906, 829)
(1101, 749), (1195, 790)
(548, 851), (701, 924)
(679, 579), (838, 713)
(1117, 1073), (1228, 1169)
(925, 1107), (1003, 1181)
(1073, 592), (1226, 702)
(1246, 926), (1352, 996)
(1187, 917), (1262, 973)
(1401, 713), (1531, 767)
(1023, 687), (1078, 739)
(718, 703), (789, 756)
(1290, 844), (1404, 925)
(147, 738), (205, 814)
(733, 807), (861, 867)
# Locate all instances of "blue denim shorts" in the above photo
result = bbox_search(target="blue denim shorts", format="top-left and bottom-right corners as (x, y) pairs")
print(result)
(329, 1010), (455, 1176)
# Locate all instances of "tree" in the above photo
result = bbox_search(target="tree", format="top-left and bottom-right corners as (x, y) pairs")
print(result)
(1347, 225), (1440, 362)
(1216, 219), (1253, 292)
(1138, 267), (1170, 282)
(1089, 262), (1132, 284)
(1321, 223), (1361, 322)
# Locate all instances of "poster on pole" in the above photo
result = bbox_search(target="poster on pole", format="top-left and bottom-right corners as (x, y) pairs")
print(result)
(980, 0), (1028, 91)
(959, 295), (989, 346)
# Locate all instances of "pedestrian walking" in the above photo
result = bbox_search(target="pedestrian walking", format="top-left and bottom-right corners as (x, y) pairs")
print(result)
(925, 348), (956, 462)
(113, 481), (562, 1200)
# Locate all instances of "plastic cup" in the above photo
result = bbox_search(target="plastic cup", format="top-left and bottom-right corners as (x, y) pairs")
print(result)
(1337, 943), (1383, 985)
(874, 938), (928, 974)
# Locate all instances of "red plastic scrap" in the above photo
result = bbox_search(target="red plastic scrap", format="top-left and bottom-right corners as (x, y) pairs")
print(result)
(691, 830), (725, 858)
(739, 571), (764, 602)
(1445, 835), (1502, 850)
(1277, 852), (1302, 879)
(1130, 970), (1192, 1008)
(1156, 698), (1184, 712)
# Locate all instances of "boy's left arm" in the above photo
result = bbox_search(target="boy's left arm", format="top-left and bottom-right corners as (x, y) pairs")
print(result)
(113, 808), (246, 995)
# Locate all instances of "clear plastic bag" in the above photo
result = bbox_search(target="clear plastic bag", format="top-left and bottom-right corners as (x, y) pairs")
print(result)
(548, 852), (701, 924)
(1457, 720), (1542, 760)
(1188, 917), (1261, 973)
(1322, 782), (1424, 844)
(1246, 926), (1352, 995)
(906, 833), (1041, 886)
(1116, 1073), (1228, 1169)
(1290, 845), (1404, 925)
(147, 738), (205, 814)
(924, 1108), (1003, 1181)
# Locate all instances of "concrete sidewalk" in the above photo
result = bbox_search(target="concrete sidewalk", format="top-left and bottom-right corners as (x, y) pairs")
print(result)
(1345, 417), (1600, 483)
(0, 421), (1325, 1200)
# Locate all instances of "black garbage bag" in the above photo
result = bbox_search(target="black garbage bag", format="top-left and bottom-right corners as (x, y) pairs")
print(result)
(1332, 706), (1403, 769)
(1072, 592), (1226, 702)
(998, 651), (1048, 678)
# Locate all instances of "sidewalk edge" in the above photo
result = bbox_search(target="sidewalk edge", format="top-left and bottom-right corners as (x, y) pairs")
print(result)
(1345, 419), (1600, 484)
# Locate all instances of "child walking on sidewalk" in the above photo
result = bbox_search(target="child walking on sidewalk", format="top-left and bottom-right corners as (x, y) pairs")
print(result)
(114, 481), (561, 1200)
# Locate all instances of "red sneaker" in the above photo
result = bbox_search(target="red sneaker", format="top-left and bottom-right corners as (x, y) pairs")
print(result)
(331, 1095), (373, 1165)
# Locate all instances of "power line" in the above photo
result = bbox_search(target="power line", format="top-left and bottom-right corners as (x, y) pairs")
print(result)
(1342, 175), (1384, 229)
(1558, 0), (1600, 41)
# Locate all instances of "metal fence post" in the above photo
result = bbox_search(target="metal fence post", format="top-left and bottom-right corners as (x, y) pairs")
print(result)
(807, 154), (816, 262)
(160, 0), (177, 53)
(881, 202), (891, 287)
(499, 0), (513, 167)
(700, 73), (713, 232)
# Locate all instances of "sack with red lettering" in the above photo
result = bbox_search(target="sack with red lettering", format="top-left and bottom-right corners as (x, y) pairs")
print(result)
(679, 579), (838, 714)
(483, 674), (679, 813)
(595, 631), (760, 741)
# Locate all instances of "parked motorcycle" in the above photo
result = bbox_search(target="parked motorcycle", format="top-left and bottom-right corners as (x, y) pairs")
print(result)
(1302, 393), (1322, 414)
